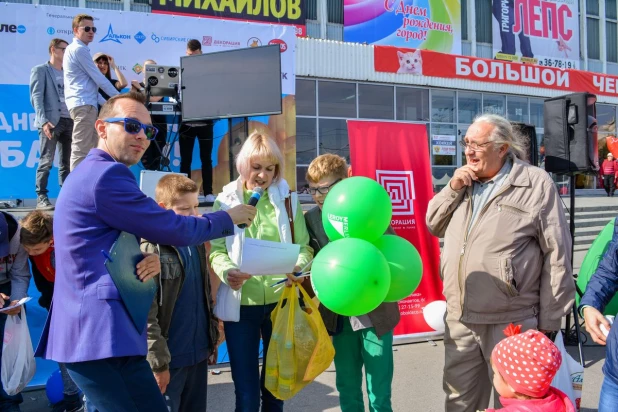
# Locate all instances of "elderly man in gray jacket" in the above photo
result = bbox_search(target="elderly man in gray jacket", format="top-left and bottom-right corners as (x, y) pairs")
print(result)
(426, 114), (575, 412)
(29, 38), (72, 210)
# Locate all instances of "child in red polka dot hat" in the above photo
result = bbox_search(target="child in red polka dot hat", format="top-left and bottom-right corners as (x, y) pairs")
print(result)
(483, 324), (575, 412)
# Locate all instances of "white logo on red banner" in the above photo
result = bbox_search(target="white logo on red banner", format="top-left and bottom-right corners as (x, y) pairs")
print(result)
(376, 170), (415, 216)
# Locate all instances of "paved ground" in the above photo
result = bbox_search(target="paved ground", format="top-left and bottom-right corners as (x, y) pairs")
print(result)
(10, 195), (618, 411)
(19, 338), (607, 411)
(19, 248), (608, 411)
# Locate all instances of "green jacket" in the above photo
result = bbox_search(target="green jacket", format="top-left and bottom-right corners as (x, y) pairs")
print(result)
(141, 241), (219, 373)
(304, 206), (401, 338)
(209, 180), (313, 306)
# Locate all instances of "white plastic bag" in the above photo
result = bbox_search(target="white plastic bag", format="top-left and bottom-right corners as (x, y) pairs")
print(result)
(214, 283), (242, 322)
(550, 332), (584, 411)
(1, 307), (36, 395)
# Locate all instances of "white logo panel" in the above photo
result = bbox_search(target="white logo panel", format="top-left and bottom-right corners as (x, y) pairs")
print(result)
(376, 170), (415, 216)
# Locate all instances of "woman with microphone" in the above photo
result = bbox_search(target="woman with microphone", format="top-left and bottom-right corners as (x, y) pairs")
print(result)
(209, 132), (313, 411)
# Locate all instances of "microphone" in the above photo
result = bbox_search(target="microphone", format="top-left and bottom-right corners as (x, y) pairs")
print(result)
(238, 187), (264, 229)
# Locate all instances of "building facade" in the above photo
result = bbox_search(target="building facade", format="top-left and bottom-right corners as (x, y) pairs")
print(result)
(8, 0), (618, 191)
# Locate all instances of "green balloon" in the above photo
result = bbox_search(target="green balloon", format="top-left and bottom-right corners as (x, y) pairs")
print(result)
(311, 238), (391, 317)
(322, 177), (392, 243)
(576, 218), (618, 316)
(373, 235), (423, 302)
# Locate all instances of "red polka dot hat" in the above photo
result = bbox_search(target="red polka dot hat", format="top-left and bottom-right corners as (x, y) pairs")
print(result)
(491, 324), (562, 398)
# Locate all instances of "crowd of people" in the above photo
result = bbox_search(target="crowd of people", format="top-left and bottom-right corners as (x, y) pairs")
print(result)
(1, 9), (616, 412)
(29, 14), (216, 211)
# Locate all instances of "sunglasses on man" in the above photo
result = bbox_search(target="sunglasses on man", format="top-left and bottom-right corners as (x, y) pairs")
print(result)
(104, 118), (158, 140)
(80, 26), (97, 33)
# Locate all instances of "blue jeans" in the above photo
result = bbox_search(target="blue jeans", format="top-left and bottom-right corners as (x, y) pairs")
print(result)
(66, 355), (167, 412)
(0, 282), (23, 412)
(224, 303), (282, 412)
(599, 376), (618, 412)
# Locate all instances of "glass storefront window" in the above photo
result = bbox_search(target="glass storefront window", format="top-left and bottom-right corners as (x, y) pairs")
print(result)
(507, 96), (529, 123)
(535, 130), (545, 168)
(597, 104), (617, 166)
(359, 84), (394, 119)
(482, 94), (506, 116)
(459, 124), (470, 165)
(430, 124), (458, 166)
(530, 99), (544, 128)
(297, 165), (309, 194)
(432, 90), (456, 123)
(458, 92), (482, 124)
(432, 166), (457, 193)
(296, 79), (316, 116)
(396, 87), (430, 121)
(318, 81), (356, 118)
(319, 118), (349, 161)
(296, 117), (317, 165)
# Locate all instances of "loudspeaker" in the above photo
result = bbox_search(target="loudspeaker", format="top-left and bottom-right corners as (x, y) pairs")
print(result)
(544, 93), (599, 174)
(511, 122), (538, 166)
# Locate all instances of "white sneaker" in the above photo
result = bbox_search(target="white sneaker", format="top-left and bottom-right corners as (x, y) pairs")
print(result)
(205, 194), (217, 202)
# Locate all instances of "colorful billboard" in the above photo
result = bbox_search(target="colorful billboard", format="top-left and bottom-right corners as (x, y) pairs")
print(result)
(344, 0), (462, 54)
(492, 0), (580, 69)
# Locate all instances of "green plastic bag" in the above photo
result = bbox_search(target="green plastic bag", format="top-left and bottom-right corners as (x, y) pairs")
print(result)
(576, 218), (618, 316)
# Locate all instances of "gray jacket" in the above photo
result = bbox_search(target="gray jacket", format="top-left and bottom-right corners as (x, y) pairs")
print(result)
(0, 212), (32, 301)
(29, 62), (65, 128)
(304, 207), (400, 338)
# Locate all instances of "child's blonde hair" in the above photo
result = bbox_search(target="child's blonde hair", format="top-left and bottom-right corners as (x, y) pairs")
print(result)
(306, 154), (349, 184)
(155, 174), (199, 208)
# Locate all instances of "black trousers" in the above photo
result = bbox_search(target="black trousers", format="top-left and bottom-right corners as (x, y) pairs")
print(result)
(178, 123), (214, 195)
(141, 119), (168, 171)
(604, 175), (616, 196)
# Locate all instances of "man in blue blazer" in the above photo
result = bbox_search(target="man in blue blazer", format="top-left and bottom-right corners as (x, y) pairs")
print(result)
(29, 38), (73, 210)
(35, 91), (257, 412)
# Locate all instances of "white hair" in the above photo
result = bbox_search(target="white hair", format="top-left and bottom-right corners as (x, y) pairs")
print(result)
(473, 113), (529, 160)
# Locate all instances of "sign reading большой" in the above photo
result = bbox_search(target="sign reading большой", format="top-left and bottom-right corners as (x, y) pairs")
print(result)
(152, 0), (306, 37)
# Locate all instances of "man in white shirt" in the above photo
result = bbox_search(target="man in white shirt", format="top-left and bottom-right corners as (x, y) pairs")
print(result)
(64, 14), (119, 171)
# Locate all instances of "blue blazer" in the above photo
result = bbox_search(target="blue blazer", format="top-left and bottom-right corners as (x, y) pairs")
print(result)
(35, 149), (234, 363)
(29, 62), (65, 128)
(580, 217), (618, 385)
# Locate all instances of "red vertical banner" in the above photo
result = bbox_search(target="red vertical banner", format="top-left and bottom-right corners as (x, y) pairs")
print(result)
(347, 120), (445, 340)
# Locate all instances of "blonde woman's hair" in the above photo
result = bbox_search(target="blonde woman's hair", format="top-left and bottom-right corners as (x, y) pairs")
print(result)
(235, 132), (284, 183)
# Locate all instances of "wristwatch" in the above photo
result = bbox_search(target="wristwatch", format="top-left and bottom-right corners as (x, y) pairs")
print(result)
(140, 87), (145, 92)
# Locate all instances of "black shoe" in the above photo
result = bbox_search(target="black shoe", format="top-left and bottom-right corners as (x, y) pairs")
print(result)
(51, 397), (84, 412)
(36, 195), (54, 210)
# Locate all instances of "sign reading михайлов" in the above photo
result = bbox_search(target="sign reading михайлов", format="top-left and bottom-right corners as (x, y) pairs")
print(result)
(152, 0), (306, 36)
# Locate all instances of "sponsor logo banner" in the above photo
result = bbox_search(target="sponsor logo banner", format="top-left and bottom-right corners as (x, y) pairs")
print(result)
(348, 120), (445, 340)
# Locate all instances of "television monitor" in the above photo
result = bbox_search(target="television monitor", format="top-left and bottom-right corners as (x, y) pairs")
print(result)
(180, 44), (282, 122)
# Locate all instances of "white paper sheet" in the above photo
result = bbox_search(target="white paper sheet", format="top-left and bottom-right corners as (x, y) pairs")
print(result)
(0, 297), (32, 313)
(239, 238), (300, 275)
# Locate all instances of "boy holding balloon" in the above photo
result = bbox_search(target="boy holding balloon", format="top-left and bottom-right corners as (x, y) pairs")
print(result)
(304, 154), (402, 412)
